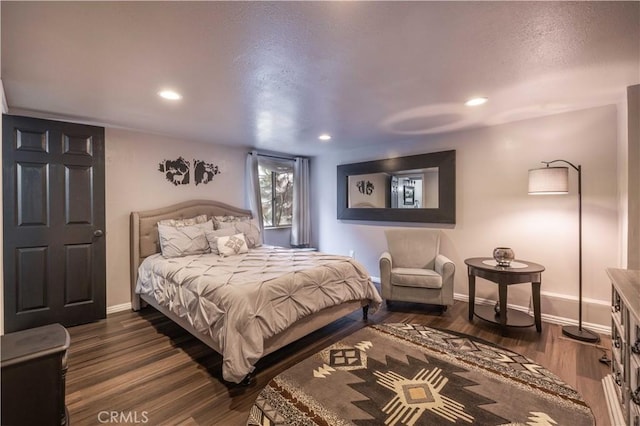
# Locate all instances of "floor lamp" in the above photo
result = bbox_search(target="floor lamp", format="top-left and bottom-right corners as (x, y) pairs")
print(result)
(528, 160), (600, 343)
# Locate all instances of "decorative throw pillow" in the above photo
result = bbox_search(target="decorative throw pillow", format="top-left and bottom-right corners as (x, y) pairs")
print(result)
(158, 214), (208, 227)
(216, 217), (262, 248)
(204, 228), (236, 255)
(157, 221), (213, 258)
(217, 233), (249, 257)
(212, 215), (250, 229)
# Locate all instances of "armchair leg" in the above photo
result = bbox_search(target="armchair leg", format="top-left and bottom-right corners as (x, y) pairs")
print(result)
(362, 305), (369, 321)
(441, 305), (448, 314)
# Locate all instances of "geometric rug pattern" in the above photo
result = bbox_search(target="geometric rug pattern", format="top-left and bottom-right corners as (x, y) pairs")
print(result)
(248, 323), (594, 426)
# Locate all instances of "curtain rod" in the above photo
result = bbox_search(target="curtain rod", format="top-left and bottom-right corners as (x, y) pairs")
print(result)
(250, 152), (297, 161)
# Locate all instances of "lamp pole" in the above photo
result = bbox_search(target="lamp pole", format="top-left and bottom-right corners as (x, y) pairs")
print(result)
(542, 160), (599, 343)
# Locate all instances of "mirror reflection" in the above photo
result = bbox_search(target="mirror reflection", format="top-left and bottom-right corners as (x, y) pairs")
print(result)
(337, 149), (455, 223)
(348, 168), (439, 209)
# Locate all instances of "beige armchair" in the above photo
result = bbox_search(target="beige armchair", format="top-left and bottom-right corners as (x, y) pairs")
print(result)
(379, 229), (455, 311)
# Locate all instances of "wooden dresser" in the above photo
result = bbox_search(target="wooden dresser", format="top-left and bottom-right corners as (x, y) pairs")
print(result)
(1, 323), (70, 426)
(604, 268), (640, 426)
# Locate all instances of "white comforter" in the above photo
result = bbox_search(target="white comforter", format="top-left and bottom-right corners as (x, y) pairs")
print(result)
(136, 246), (382, 383)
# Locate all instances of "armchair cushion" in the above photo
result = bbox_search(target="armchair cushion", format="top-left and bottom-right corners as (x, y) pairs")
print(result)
(391, 268), (442, 289)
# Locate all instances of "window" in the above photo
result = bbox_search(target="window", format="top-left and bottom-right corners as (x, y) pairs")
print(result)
(258, 160), (293, 228)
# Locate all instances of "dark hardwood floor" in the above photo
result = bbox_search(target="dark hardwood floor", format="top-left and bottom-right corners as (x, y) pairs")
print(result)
(65, 301), (612, 425)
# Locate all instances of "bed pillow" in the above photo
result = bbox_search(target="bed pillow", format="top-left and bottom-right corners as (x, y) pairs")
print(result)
(157, 221), (213, 258)
(158, 214), (208, 227)
(216, 218), (262, 248)
(217, 233), (249, 257)
(204, 228), (236, 255)
(212, 215), (250, 229)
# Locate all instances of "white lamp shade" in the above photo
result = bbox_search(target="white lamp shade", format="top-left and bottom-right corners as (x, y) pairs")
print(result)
(528, 166), (569, 194)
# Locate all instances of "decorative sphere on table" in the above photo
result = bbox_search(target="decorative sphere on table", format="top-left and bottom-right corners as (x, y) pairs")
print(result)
(493, 247), (515, 267)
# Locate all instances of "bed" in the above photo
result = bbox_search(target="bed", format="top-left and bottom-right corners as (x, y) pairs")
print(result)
(130, 200), (382, 384)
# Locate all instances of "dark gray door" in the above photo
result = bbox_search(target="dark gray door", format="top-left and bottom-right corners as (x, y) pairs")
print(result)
(3, 114), (106, 332)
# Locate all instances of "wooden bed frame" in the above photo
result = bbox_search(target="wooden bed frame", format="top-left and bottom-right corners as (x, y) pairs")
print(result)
(130, 200), (369, 382)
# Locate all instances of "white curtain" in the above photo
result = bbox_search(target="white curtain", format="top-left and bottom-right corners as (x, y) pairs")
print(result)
(246, 151), (264, 243)
(291, 157), (310, 247)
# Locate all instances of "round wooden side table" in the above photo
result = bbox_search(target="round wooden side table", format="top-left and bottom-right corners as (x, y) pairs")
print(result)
(464, 257), (545, 335)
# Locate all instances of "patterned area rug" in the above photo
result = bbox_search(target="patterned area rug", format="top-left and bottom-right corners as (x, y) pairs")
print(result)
(248, 323), (594, 426)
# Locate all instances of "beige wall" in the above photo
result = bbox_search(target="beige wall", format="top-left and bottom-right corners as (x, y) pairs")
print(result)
(313, 105), (620, 331)
(0, 102), (630, 333)
(618, 89), (629, 269)
(1, 1), (4, 334)
(0, 127), (3, 334)
(627, 85), (640, 269)
(105, 128), (247, 308)
(616, 84), (640, 270)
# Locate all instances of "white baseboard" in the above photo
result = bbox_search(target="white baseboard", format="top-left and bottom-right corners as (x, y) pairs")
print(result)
(453, 292), (611, 335)
(107, 302), (132, 314)
(370, 275), (611, 336)
(114, 279), (612, 335)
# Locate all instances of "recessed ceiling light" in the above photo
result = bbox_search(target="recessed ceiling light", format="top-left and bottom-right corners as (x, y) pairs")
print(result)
(158, 90), (182, 100)
(465, 97), (488, 107)
(318, 134), (332, 141)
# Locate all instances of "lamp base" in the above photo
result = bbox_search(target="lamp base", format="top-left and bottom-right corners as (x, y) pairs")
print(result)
(562, 325), (600, 343)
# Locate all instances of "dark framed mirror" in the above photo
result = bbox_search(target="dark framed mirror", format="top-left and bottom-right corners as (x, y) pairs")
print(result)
(337, 150), (455, 223)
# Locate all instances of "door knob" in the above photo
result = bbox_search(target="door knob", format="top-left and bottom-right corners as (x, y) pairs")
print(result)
(94, 230), (104, 237)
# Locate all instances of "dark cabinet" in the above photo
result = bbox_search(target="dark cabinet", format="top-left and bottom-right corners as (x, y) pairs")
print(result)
(1, 323), (70, 425)
(603, 269), (640, 426)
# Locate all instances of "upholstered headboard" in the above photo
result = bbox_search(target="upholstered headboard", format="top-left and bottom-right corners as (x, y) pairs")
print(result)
(130, 199), (252, 310)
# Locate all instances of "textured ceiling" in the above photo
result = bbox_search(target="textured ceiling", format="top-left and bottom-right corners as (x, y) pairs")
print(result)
(2, 1), (639, 156)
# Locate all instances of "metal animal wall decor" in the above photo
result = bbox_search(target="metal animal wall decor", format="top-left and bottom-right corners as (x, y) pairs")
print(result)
(356, 180), (375, 196)
(158, 157), (190, 186)
(158, 157), (221, 186)
(194, 160), (220, 185)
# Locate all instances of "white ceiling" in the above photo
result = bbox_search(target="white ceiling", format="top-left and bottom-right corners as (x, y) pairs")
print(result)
(2, 1), (638, 156)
